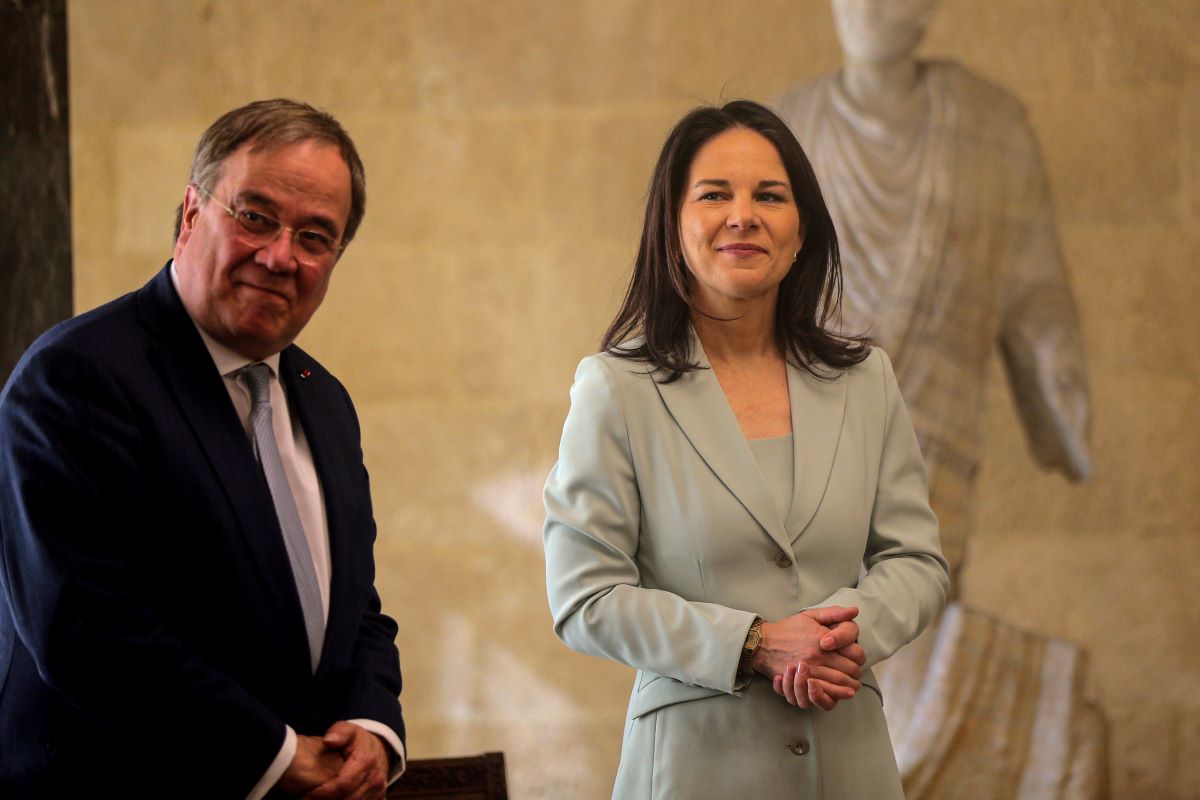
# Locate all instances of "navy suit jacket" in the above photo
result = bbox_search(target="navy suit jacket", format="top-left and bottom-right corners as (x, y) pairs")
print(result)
(0, 265), (404, 798)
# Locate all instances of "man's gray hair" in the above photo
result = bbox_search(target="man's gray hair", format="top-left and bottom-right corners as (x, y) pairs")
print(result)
(173, 98), (366, 246)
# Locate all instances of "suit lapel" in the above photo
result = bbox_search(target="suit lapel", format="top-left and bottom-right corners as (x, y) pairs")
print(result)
(653, 336), (792, 555)
(787, 362), (848, 541)
(136, 265), (304, 627)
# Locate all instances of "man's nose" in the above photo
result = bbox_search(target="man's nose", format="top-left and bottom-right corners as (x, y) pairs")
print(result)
(255, 229), (300, 273)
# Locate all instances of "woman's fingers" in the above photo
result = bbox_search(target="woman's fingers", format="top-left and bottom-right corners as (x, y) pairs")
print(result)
(781, 663), (814, 708)
(837, 642), (866, 666)
(807, 650), (863, 680)
(808, 665), (860, 691)
(808, 679), (837, 711)
(773, 664), (858, 711)
(780, 664), (798, 705)
(818, 619), (860, 652)
(791, 664), (812, 709)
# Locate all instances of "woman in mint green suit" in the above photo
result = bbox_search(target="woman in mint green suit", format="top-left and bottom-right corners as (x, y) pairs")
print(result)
(543, 101), (949, 799)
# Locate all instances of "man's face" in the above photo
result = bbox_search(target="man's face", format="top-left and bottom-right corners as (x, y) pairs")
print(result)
(173, 139), (352, 360)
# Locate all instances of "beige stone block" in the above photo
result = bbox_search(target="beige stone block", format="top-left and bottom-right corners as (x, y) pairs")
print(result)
(348, 111), (555, 246)
(925, 1), (1083, 93)
(976, 369), (1200, 540)
(69, 0), (202, 124)
(411, 238), (635, 405)
(1072, 0), (1200, 89)
(73, 111), (166, 321)
(113, 123), (193, 258)
(70, 125), (118, 311)
(410, 0), (658, 112)
(353, 398), (562, 520)
(530, 238), (645, 402)
(292, 1), (419, 112)
(360, 454), (632, 799)
(649, 0), (843, 100)
(1105, 702), (1177, 798)
(297, 242), (456, 401)
(962, 527), (1200, 691)
(532, 110), (667, 250)
(72, 0), (414, 123)
(932, 1), (1199, 92)
(1029, 87), (1182, 226)
(1179, 708), (1200, 799)
(1184, 79), (1200, 225)
(1058, 226), (1200, 376)
(438, 242), (562, 400)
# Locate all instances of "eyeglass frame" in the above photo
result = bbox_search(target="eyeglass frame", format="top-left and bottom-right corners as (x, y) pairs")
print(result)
(192, 184), (346, 263)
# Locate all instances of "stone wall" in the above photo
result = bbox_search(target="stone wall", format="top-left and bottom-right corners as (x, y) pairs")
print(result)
(68, 1), (1200, 796)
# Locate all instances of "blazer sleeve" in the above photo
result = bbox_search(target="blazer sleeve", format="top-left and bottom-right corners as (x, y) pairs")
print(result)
(543, 356), (755, 693)
(815, 350), (951, 666)
(0, 343), (285, 794)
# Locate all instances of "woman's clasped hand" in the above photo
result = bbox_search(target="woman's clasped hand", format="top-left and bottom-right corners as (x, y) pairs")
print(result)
(755, 606), (866, 710)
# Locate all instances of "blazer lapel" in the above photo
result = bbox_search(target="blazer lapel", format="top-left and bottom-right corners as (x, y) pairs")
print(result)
(786, 362), (848, 540)
(136, 266), (303, 626)
(653, 336), (792, 555)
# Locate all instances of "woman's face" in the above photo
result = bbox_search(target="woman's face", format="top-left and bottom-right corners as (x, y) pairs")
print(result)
(831, 0), (939, 65)
(678, 127), (803, 313)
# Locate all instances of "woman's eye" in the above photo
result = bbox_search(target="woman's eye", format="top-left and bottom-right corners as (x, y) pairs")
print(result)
(757, 193), (785, 203)
(699, 192), (725, 201)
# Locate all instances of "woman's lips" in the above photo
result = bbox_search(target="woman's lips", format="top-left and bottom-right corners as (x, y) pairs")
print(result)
(717, 243), (767, 257)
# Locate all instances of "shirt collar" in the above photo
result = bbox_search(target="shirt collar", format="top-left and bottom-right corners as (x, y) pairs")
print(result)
(169, 260), (283, 379)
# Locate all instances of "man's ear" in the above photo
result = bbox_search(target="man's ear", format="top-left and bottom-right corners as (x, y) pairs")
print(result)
(176, 185), (204, 248)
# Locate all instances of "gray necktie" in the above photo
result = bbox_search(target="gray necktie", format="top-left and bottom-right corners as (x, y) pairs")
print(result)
(240, 363), (324, 673)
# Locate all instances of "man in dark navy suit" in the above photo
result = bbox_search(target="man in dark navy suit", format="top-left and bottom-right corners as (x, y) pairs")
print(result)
(0, 99), (404, 799)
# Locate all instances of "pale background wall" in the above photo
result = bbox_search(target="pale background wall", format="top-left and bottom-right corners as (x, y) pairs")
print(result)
(67, 1), (1199, 797)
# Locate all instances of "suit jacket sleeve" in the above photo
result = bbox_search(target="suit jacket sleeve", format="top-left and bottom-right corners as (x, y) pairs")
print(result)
(0, 342), (285, 794)
(543, 356), (755, 693)
(326, 378), (405, 739)
(814, 350), (950, 666)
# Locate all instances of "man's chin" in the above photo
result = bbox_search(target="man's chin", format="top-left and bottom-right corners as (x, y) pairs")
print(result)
(216, 319), (294, 360)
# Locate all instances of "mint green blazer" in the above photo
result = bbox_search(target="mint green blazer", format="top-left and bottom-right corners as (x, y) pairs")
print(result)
(543, 339), (949, 799)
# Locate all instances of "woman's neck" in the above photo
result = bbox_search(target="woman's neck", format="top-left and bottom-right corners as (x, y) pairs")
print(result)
(691, 298), (780, 365)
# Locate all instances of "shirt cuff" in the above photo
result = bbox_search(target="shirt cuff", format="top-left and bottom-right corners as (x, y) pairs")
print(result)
(247, 725), (296, 800)
(348, 718), (407, 783)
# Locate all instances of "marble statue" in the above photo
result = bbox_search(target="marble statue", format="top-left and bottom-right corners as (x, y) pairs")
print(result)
(775, 1), (1107, 797)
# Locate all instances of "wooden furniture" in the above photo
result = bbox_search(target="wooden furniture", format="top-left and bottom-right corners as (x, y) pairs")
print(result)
(388, 752), (508, 800)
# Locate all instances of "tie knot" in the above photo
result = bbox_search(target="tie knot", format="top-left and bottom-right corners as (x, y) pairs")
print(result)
(240, 363), (273, 408)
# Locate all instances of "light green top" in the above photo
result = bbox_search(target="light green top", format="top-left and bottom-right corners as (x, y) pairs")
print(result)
(747, 433), (794, 523)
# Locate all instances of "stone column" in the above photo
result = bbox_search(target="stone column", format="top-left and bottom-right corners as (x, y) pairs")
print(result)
(0, 0), (72, 386)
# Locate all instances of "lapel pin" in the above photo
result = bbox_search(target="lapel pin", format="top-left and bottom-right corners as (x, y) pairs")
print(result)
(299, 369), (311, 379)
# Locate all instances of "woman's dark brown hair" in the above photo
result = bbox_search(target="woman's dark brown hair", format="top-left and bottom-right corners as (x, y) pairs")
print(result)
(601, 99), (868, 381)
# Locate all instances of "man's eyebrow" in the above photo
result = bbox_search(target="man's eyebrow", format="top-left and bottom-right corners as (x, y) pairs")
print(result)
(237, 190), (341, 237)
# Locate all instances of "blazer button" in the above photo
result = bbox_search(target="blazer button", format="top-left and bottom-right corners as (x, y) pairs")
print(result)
(774, 551), (793, 568)
(787, 738), (810, 756)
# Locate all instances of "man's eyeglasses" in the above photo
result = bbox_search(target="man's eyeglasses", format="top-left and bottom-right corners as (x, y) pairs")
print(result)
(195, 186), (343, 264)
